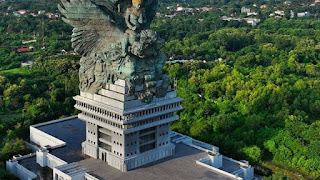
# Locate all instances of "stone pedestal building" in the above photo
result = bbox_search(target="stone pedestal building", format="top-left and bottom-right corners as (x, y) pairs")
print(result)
(74, 80), (183, 172)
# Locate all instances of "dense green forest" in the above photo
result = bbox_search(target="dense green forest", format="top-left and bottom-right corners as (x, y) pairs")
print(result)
(0, 55), (79, 179)
(0, 0), (319, 179)
(162, 18), (320, 179)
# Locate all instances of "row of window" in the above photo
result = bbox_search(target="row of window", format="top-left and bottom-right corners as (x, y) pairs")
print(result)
(99, 127), (123, 137)
(87, 139), (96, 145)
(140, 127), (156, 135)
(88, 122), (96, 126)
(140, 142), (156, 153)
(159, 141), (169, 146)
(129, 102), (180, 119)
(159, 132), (169, 136)
(88, 130), (96, 135)
(84, 111), (174, 130)
(99, 141), (111, 152)
(99, 132), (111, 142)
(114, 151), (123, 157)
(159, 123), (169, 127)
(77, 100), (180, 124)
(127, 141), (137, 146)
(126, 151), (137, 157)
(126, 113), (174, 129)
(113, 131), (123, 136)
(77, 101), (127, 121)
(113, 141), (123, 146)
(139, 133), (156, 144)
(83, 112), (124, 129)
(127, 132), (137, 136)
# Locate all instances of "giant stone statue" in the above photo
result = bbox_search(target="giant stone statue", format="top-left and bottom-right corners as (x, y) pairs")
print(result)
(58, 0), (168, 103)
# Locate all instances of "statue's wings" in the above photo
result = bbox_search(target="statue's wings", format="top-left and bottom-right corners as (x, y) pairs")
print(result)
(58, 0), (125, 56)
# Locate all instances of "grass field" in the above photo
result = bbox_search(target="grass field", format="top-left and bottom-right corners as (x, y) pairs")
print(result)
(0, 68), (31, 76)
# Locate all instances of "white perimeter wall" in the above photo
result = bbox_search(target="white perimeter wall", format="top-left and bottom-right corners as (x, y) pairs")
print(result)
(47, 153), (67, 169)
(6, 155), (37, 180)
(30, 116), (77, 148)
(30, 126), (66, 148)
(37, 150), (67, 169)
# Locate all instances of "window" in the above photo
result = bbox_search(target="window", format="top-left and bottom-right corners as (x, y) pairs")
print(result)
(139, 133), (155, 144)
(140, 127), (155, 134)
(99, 141), (111, 152)
(140, 142), (156, 153)
(99, 132), (111, 142)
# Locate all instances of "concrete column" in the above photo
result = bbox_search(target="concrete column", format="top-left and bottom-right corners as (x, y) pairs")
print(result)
(36, 149), (48, 167)
(209, 154), (223, 168)
(242, 166), (254, 180)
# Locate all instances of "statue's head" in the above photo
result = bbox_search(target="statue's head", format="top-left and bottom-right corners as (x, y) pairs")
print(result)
(132, 0), (143, 9)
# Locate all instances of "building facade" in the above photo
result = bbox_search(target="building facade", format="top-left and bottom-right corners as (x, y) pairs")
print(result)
(74, 80), (183, 172)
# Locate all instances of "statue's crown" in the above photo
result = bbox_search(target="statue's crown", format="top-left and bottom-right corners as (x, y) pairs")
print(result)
(132, 0), (143, 4)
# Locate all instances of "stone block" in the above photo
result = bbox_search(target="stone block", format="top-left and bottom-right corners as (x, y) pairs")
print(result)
(115, 79), (126, 87)
(99, 89), (136, 102)
(93, 94), (103, 102)
(110, 84), (128, 94)
(84, 92), (94, 99)
(100, 95), (124, 109)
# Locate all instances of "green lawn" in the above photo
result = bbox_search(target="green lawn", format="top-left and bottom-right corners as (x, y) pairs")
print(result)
(0, 68), (31, 76)
(0, 68), (32, 81)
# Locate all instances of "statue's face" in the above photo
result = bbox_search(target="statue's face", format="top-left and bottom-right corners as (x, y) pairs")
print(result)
(133, 3), (141, 10)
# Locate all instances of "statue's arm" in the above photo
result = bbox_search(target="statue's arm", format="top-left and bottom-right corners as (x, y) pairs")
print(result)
(125, 10), (134, 30)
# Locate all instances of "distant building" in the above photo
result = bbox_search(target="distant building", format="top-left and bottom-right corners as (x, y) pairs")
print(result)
(38, 10), (45, 15)
(17, 47), (33, 53)
(176, 6), (184, 12)
(165, 13), (177, 18)
(284, 1), (292, 5)
(247, 12), (258, 16)
(46, 12), (54, 18)
(260, 4), (268, 9)
(241, 7), (251, 14)
(297, 11), (310, 17)
(201, 7), (212, 11)
(220, 16), (260, 27)
(21, 61), (34, 67)
(30, 12), (38, 17)
(166, 6), (174, 10)
(274, 10), (285, 16)
(22, 39), (37, 44)
(18, 9), (27, 15)
(290, 10), (295, 18)
(245, 18), (261, 27)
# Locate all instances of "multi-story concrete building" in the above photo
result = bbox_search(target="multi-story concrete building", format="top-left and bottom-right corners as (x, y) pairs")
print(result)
(6, 116), (256, 180)
(74, 79), (183, 172)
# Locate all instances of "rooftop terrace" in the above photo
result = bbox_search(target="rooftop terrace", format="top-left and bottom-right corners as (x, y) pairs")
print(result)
(7, 116), (256, 180)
